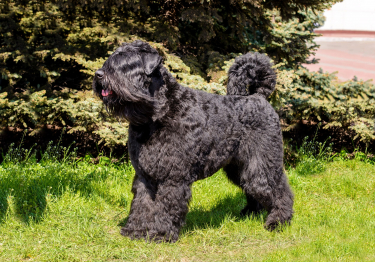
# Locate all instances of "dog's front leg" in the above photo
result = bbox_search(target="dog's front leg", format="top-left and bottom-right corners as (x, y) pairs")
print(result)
(149, 180), (192, 242)
(120, 173), (157, 241)
(121, 175), (191, 243)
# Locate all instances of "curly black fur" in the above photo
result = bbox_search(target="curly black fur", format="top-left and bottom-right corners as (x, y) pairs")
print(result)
(93, 40), (294, 242)
(227, 52), (277, 98)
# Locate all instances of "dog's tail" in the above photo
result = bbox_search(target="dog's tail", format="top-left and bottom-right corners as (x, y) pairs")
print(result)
(226, 52), (276, 99)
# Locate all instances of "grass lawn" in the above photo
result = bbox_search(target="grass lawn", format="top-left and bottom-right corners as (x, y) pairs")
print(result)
(0, 159), (374, 261)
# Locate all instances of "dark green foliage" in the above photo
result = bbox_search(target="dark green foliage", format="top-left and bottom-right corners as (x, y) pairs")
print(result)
(281, 69), (375, 142)
(0, 0), (340, 93)
(248, 9), (325, 68)
(1, 0), (373, 148)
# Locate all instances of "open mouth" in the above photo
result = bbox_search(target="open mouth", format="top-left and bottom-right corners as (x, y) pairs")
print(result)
(102, 89), (113, 97)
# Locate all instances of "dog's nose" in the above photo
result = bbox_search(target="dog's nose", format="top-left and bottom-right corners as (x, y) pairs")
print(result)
(95, 70), (104, 79)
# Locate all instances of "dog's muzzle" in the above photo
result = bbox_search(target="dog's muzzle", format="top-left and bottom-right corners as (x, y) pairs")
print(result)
(95, 69), (113, 97)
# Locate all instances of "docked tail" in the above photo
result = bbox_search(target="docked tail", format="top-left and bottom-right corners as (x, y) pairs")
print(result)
(226, 52), (277, 99)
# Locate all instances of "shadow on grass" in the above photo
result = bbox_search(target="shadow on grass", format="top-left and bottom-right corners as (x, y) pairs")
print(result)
(184, 192), (267, 232)
(0, 179), (49, 224)
(0, 163), (131, 224)
(0, 193), (8, 223)
(117, 192), (267, 234)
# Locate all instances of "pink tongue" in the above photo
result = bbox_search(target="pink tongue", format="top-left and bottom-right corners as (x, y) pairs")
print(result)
(101, 90), (112, 96)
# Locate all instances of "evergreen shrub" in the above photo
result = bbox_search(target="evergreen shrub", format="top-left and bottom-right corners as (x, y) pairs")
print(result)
(1, 0), (373, 151)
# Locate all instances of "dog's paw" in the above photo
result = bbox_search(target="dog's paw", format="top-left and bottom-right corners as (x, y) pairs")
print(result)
(264, 218), (291, 232)
(120, 227), (147, 240)
(120, 227), (178, 243)
(264, 221), (281, 232)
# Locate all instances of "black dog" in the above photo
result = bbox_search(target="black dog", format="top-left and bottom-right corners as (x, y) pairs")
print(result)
(93, 40), (294, 242)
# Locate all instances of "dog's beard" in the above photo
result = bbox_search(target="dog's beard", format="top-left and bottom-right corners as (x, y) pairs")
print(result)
(104, 97), (154, 125)
(93, 76), (156, 125)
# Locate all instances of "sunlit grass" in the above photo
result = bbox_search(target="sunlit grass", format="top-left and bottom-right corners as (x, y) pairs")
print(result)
(0, 156), (374, 261)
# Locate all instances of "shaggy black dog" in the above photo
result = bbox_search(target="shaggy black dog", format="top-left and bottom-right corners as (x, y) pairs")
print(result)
(93, 40), (294, 242)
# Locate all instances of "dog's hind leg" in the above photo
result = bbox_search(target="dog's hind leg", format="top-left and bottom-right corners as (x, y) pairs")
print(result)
(240, 195), (264, 216)
(224, 162), (264, 216)
(240, 160), (294, 231)
(264, 170), (294, 231)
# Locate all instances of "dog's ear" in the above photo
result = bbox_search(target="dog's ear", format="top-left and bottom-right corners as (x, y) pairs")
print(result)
(141, 52), (162, 75)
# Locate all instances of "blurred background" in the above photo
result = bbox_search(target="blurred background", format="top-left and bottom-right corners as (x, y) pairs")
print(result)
(305, 0), (375, 82)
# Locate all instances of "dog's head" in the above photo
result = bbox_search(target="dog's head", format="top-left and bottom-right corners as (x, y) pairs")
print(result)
(93, 40), (164, 125)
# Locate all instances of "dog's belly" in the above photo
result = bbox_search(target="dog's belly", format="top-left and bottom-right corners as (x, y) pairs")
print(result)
(193, 137), (241, 180)
(132, 126), (240, 183)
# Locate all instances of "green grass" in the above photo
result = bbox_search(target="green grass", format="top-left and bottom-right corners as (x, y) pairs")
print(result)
(0, 158), (374, 261)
